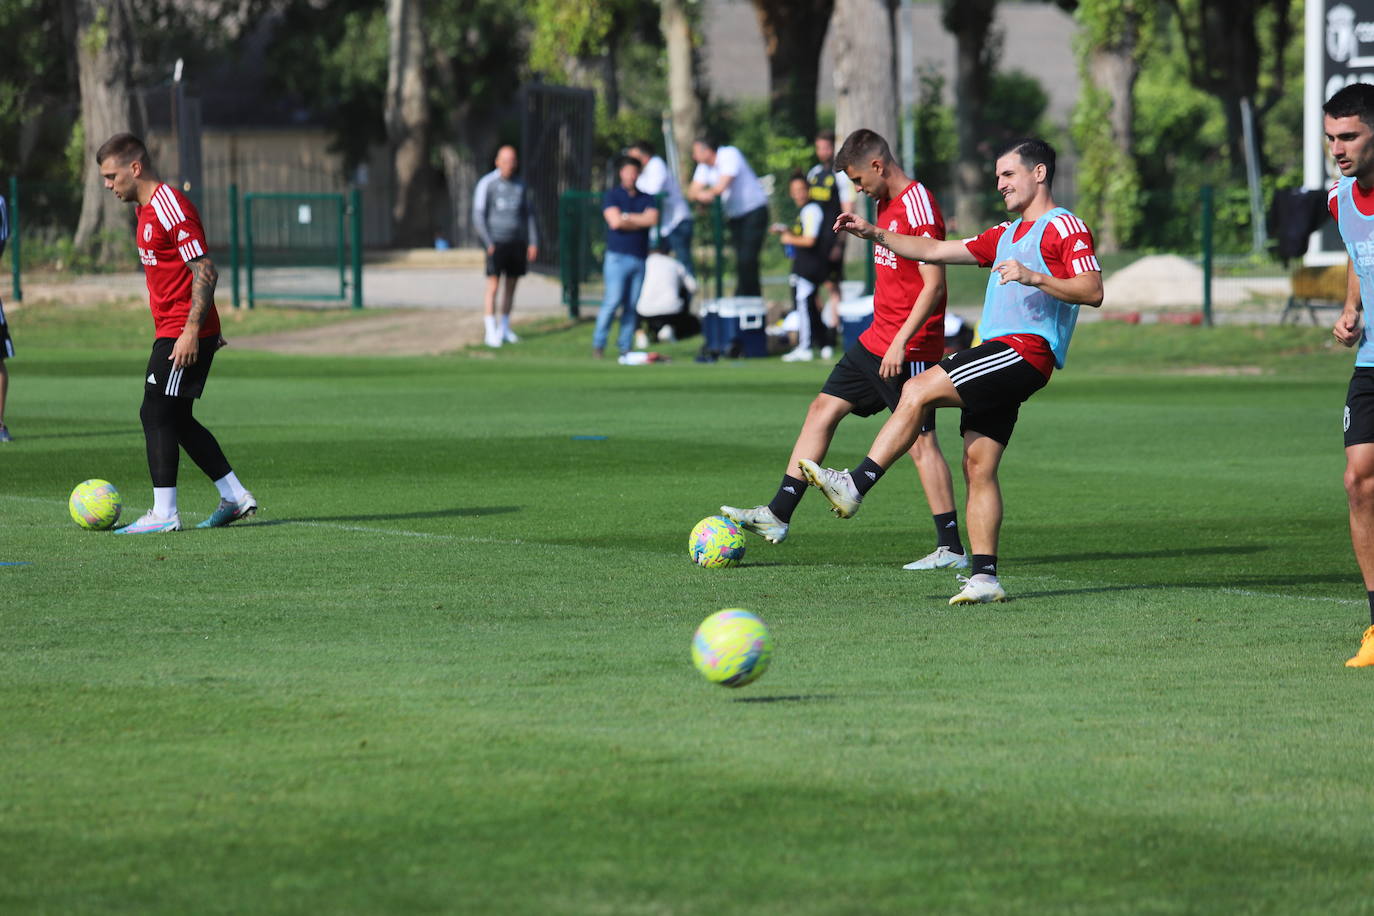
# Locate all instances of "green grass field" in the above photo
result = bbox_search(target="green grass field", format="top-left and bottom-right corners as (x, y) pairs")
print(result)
(4, 305), (1371, 914)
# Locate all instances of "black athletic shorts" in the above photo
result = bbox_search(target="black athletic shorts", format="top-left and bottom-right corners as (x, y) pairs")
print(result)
(825, 237), (846, 285)
(821, 341), (936, 431)
(0, 300), (11, 359)
(486, 240), (528, 278)
(144, 335), (223, 399)
(1345, 367), (1374, 447)
(941, 340), (1050, 446)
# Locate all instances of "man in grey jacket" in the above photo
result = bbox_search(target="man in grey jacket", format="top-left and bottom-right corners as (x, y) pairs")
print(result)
(473, 145), (539, 347)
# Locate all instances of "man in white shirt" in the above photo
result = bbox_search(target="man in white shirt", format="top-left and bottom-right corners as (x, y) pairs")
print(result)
(628, 139), (694, 276)
(689, 138), (770, 297)
(635, 239), (699, 344)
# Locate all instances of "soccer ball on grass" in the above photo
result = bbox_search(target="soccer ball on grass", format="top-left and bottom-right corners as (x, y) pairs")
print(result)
(69, 479), (122, 530)
(689, 515), (746, 568)
(691, 608), (773, 687)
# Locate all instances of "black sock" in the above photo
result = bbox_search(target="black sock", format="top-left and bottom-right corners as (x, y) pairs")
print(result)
(971, 554), (997, 578)
(1367, 591), (1374, 627)
(852, 457), (885, 497)
(933, 511), (964, 552)
(767, 475), (808, 523)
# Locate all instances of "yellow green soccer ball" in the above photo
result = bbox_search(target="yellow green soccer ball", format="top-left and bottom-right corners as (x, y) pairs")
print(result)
(691, 608), (773, 687)
(689, 515), (746, 568)
(69, 479), (122, 530)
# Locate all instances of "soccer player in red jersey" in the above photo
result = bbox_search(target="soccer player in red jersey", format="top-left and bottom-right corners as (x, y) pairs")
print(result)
(721, 129), (964, 568)
(805, 138), (1103, 605)
(96, 133), (257, 533)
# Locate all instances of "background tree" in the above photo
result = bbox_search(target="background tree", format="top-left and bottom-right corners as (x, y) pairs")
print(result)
(750, 0), (835, 141)
(1164, 0), (1295, 181)
(385, 0), (431, 247)
(941, 0), (999, 233)
(1071, 0), (1154, 252)
(70, 0), (139, 264)
(660, 0), (702, 184)
(832, 0), (897, 146)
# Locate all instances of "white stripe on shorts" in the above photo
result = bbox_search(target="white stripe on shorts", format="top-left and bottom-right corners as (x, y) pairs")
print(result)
(165, 365), (183, 396)
(945, 347), (1023, 387)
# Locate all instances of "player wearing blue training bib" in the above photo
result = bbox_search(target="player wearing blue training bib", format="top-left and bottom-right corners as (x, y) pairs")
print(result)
(800, 138), (1104, 606)
(1321, 83), (1374, 666)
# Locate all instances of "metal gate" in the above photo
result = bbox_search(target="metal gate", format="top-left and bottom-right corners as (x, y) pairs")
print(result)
(519, 82), (595, 270)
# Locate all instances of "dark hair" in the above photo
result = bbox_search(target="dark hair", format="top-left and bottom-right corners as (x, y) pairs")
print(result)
(614, 155), (642, 173)
(816, 129), (836, 144)
(1325, 83), (1374, 130)
(95, 132), (150, 167)
(693, 137), (719, 152)
(996, 137), (1056, 187)
(789, 170), (808, 185)
(630, 138), (656, 156)
(834, 129), (894, 172)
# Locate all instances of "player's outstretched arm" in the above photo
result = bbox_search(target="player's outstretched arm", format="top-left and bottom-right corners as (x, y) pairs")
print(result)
(833, 212), (977, 266)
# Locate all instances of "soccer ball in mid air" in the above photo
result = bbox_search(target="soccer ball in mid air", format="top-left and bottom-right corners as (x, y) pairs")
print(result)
(689, 515), (746, 568)
(692, 608), (773, 687)
(69, 479), (122, 530)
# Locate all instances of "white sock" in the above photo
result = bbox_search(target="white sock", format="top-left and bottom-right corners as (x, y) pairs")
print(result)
(484, 314), (497, 337)
(500, 314), (511, 334)
(153, 487), (178, 518)
(213, 471), (248, 501)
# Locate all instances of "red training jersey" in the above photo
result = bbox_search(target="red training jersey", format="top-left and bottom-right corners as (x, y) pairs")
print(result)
(962, 212), (1099, 377)
(860, 181), (947, 362)
(135, 183), (221, 339)
(1328, 177), (1374, 219)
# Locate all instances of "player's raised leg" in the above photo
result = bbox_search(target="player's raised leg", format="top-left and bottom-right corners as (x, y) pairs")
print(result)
(1344, 442), (1374, 665)
(948, 432), (1007, 604)
(800, 365), (962, 517)
(722, 393), (853, 543)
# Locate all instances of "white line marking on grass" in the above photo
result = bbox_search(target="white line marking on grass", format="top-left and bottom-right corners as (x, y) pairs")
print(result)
(288, 520), (524, 546)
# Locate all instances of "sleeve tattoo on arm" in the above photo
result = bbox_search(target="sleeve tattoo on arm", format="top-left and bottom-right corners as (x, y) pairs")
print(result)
(186, 258), (219, 327)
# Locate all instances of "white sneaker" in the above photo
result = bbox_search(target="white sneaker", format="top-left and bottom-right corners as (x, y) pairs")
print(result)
(903, 546), (970, 571)
(113, 511), (182, 534)
(503, 327), (520, 344)
(657, 325), (676, 342)
(781, 347), (815, 362)
(820, 345), (834, 359)
(484, 330), (503, 348)
(948, 574), (1007, 605)
(720, 504), (789, 544)
(796, 458), (862, 518)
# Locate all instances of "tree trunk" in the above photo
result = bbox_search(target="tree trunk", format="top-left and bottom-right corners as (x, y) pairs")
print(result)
(72, 0), (138, 264)
(752, 0), (835, 140)
(385, 0), (431, 248)
(943, 0), (998, 234)
(661, 0), (701, 184)
(1088, 28), (1140, 253)
(832, 0), (898, 146)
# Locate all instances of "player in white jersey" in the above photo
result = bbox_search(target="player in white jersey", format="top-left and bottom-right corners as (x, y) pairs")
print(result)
(1322, 83), (1374, 666)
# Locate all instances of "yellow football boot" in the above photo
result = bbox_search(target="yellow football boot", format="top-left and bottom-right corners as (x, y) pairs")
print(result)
(1346, 625), (1374, 668)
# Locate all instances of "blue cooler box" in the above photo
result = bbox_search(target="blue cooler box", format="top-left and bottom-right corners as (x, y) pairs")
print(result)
(704, 297), (768, 357)
(838, 296), (875, 350)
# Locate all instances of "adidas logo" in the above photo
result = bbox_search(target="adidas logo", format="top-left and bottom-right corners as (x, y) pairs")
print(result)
(147, 373), (157, 384)
(176, 229), (190, 242)
(944, 520), (957, 528)
(1072, 239), (1088, 252)
(864, 471), (877, 481)
(783, 486), (797, 494)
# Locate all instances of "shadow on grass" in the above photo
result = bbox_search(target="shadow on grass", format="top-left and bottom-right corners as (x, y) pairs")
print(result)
(1019, 545), (1266, 565)
(252, 506), (520, 524)
(732, 694), (838, 704)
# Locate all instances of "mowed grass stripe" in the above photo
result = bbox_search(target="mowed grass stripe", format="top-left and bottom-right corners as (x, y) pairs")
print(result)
(4, 316), (1373, 914)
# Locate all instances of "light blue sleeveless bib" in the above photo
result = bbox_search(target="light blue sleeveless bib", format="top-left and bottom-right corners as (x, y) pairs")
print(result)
(978, 207), (1081, 369)
(1336, 177), (1374, 367)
